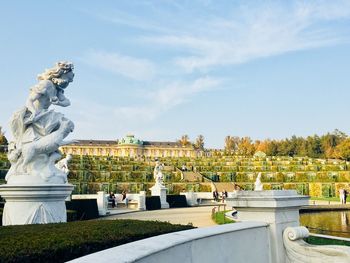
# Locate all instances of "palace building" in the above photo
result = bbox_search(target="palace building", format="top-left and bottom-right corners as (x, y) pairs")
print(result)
(60, 134), (207, 158)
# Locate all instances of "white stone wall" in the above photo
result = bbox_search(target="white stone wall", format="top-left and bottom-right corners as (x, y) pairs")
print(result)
(68, 222), (270, 263)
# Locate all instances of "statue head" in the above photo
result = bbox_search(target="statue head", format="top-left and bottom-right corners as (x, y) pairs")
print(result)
(37, 61), (74, 89)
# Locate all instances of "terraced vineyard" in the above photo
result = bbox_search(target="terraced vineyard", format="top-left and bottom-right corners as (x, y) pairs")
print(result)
(0, 153), (349, 197)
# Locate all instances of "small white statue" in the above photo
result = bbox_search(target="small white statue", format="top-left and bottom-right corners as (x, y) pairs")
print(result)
(254, 172), (263, 191)
(55, 154), (72, 183)
(153, 160), (164, 186)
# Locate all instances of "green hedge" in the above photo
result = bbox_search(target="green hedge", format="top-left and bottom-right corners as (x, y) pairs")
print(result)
(65, 199), (99, 220)
(0, 220), (194, 262)
(305, 235), (350, 246)
(66, 210), (78, 222)
(166, 195), (187, 208)
(146, 196), (161, 210)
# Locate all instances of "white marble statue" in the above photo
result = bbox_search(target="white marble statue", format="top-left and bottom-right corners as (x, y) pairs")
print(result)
(5, 61), (75, 184)
(55, 154), (73, 183)
(254, 172), (263, 191)
(153, 160), (164, 186)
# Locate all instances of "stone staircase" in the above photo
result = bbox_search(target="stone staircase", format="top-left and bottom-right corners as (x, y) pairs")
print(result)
(212, 182), (236, 192)
(182, 171), (203, 182)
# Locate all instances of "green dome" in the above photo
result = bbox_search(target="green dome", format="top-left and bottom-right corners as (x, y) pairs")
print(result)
(118, 134), (143, 145)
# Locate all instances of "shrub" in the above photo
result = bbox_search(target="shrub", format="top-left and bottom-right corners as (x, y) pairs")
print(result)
(66, 210), (78, 222)
(65, 199), (99, 220)
(0, 219), (194, 262)
(309, 183), (322, 197)
(146, 196), (161, 210)
(212, 210), (234, 225)
(166, 195), (187, 208)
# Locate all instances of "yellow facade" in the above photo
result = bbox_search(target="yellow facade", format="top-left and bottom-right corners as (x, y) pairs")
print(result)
(60, 135), (207, 158)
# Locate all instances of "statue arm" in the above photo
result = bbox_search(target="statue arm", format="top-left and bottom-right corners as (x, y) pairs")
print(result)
(52, 90), (70, 107)
(26, 90), (42, 116)
(26, 80), (51, 115)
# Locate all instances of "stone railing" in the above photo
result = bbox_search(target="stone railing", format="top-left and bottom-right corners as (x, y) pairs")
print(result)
(68, 222), (270, 263)
(69, 190), (350, 263)
(283, 226), (350, 263)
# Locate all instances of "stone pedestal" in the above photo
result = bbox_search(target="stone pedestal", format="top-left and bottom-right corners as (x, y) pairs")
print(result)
(226, 190), (309, 263)
(0, 184), (74, 225)
(150, 184), (169, 209)
(138, 191), (146, 211)
(181, 191), (198, 206)
(97, 191), (107, 216)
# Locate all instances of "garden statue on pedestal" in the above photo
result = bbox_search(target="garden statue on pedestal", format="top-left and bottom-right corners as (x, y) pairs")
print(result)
(0, 62), (75, 225)
(254, 172), (263, 191)
(153, 160), (164, 186)
(150, 159), (169, 208)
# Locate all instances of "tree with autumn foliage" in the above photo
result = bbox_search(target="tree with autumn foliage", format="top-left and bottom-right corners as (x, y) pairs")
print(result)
(237, 137), (255, 156)
(335, 138), (350, 160)
(178, 135), (190, 147)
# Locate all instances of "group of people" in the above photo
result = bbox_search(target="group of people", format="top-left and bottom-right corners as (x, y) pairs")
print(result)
(339, 188), (348, 204)
(108, 190), (128, 208)
(213, 190), (228, 203)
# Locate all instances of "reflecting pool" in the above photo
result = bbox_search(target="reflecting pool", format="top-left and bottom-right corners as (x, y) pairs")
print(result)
(300, 211), (350, 238)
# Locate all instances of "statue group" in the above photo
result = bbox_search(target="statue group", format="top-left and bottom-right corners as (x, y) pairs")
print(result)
(6, 62), (75, 184)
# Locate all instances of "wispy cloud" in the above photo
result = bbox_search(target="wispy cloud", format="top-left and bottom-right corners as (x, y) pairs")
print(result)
(68, 76), (221, 139)
(141, 1), (350, 72)
(113, 76), (221, 121)
(81, 50), (156, 81)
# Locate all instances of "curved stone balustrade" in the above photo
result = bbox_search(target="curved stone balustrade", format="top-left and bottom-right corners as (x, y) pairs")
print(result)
(283, 226), (350, 263)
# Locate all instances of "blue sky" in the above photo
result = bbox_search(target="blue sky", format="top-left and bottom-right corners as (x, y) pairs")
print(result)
(1, 0), (350, 148)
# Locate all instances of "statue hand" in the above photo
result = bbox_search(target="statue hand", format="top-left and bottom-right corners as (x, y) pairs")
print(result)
(50, 96), (59, 104)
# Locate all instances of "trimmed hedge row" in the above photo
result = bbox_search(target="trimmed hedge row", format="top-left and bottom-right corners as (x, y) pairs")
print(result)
(166, 195), (188, 208)
(146, 196), (161, 210)
(65, 199), (99, 220)
(0, 219), (194, 263)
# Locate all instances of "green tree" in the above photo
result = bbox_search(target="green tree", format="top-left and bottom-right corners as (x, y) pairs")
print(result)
(194, 135), (204, 150)
(0, 126), (8, 153)
(306, 135), (323, 158)
(321, 129), (347, 159)
(265, 140), (279, 156)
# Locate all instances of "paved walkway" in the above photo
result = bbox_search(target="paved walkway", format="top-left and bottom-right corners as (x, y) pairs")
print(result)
(101, 206), (218, 227)
(100, 200), (348, 228)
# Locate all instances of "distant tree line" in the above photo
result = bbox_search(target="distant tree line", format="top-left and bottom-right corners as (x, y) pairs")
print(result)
(224, 129), (350, 160)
